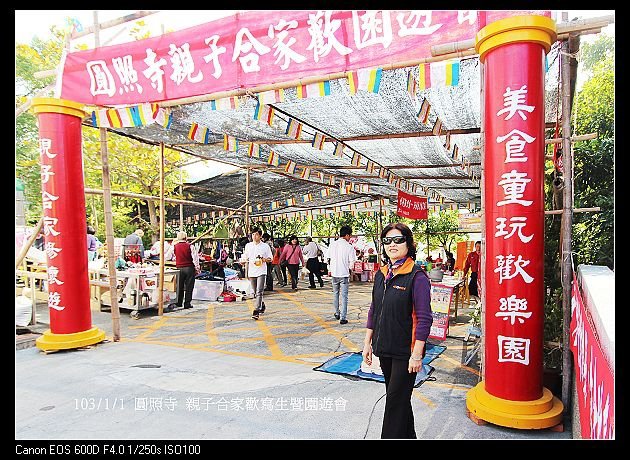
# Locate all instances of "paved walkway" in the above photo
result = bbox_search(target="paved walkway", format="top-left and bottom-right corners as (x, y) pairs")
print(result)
(16, 280), (572, 440)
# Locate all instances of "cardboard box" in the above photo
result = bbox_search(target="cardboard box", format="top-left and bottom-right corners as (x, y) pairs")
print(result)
(163, 274), (176, 292)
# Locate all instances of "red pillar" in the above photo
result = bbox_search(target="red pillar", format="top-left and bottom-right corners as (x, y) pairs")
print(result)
(32, 98), (105, 351)
(466, 16), (563, 429)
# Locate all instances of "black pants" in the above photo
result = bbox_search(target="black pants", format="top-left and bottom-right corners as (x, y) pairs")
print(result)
(379, 356), (417, 439)
(469, 271), (479, 297)
(306, 258), (324, 287)
(176, 265), (196, 308)
(287, 263), (299, 289)
(266, 262), (274, 290)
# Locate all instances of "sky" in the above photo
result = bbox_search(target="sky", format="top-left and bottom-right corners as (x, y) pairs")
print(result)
(15, 10), (614, 182)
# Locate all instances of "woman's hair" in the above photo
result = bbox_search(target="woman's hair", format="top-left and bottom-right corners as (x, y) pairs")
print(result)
(288, 235), (299, 244)
(380, 222), (416, 263)
(87, 226), (95, 235)
(176, 231), (188, 242)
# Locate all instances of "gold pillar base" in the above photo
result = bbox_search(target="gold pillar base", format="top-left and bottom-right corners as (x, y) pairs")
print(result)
(466, 381), (564, 429)
(35, 326), (106, 352)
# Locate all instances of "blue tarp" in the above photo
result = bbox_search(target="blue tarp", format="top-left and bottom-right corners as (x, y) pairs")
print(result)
(313, 344), (446, 386)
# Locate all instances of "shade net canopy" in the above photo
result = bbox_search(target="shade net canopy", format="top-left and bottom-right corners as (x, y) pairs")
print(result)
(95, 43), (561, 220)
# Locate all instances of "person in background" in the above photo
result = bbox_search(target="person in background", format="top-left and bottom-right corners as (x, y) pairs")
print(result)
(165, 231), (200, 310)
(262, 233), (275, 292)
(279, 235), (304, 291)
(146, 239), (173, 261)
(273, 239), (287, 287)
(445, 251), (456, 272)
(463, 241), (482, 303)
(123, 228), (145, 260)
(303, 236), (324, 289)
(86, 226), (100, 261)
(362, 222), (432, 439)
(243, 228), (274, 320)
(327, 225), (356, 325)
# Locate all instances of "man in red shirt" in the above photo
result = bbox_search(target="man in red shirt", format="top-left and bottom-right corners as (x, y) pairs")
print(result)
(463, 241), (481, 302)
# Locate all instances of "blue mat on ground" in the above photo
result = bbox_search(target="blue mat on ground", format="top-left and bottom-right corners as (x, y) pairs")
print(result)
(313, 344), (446, 386)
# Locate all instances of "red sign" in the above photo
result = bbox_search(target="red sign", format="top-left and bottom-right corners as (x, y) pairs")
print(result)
(483, 40), (547, 401)
(570, 274), (615, 439)
(396, 190), (427, 220)
(60, 10), (549, 106)
(429, 312), (448, 341)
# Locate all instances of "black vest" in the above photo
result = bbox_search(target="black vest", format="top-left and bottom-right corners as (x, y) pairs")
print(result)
(371, 264), (424, 359)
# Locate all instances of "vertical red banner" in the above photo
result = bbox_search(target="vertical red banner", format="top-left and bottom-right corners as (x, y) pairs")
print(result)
(35, 100), (92, 334)
(482, 43), (547, 401)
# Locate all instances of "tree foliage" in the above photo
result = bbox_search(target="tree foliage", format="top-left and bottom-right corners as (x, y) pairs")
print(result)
(15, 21), (190, 245)
(543, 33), (614, 346)
(410, 210), (468, 256)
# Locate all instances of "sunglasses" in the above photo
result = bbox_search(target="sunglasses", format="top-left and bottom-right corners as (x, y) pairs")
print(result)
(382, 235), (406, 245)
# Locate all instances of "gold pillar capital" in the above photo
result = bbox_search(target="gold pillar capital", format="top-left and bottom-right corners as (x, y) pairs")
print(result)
(31, 97), (86, 119)
(475, 15), (557, 62)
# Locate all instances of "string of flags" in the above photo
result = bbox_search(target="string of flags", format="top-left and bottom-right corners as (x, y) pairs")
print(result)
(90, 102), (172, 129)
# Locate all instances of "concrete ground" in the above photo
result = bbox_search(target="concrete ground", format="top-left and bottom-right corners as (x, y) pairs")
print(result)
(16, 278), (572, 440)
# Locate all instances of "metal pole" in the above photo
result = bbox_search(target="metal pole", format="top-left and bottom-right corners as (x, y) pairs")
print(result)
(560, 38), (574, 413)
(95, 11), (120, 341)
(158, 142), (165, 316)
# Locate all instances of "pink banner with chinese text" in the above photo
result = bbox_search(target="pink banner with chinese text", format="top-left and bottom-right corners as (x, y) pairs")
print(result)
(60, 10), (549, 106)
(570, 274), (615, 439)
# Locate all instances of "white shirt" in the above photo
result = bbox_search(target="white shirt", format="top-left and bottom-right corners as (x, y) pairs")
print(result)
(327, 237), (357, 278)
(302, 241), (320, 260)
(243, 241), (273, 277)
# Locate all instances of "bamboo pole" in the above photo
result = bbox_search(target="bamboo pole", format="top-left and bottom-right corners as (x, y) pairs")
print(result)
(431, 14), (614, 56)
(189, 204), (246, 245)
(545, 207), (599, 215)
(15, 218), (44, 269)
(160, 49), (476, 108)
(179, 168), (184, 231)
(84, 188), (244, 213)
(71, 11), (158, 40)
(479, 47), (487, 381)
(245, 167), (251, 235)
(560, 38), (575, 413)
(95, 11), (121, 341)
(158, 142), (165, 316)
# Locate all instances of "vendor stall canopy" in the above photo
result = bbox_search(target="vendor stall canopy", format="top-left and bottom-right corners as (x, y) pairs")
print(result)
(90, 25), (561, 219)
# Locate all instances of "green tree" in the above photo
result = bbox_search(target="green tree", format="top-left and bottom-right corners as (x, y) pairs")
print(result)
(16, 23), (190, 243)
(572, 35), (614, 269)
(543, 33), (614, 349)
(259, 218), (306, 241)
(411, 210), (467, 257)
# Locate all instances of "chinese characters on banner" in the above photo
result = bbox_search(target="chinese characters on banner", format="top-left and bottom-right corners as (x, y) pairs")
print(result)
(483, 43), (546, 401)
(570, 274), (615, 439)
(396, 189), (428, 220)
(60, 10), (549, 106)
(37, 113), (92, 334)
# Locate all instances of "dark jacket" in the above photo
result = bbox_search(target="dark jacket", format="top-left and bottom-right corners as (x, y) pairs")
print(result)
(371, 258), (427, 359)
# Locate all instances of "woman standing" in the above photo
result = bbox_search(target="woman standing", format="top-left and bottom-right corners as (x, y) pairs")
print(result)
(272, 239), (287, 287)
(86, 226), (101, 261)
(279, 235), (304, 291)
(362, 223), (433, 439)
(165, 231), (200, 310)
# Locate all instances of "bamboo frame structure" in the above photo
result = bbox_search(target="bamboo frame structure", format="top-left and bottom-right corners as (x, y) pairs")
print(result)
(84, 188), (244, 213)
(158, 142), (166, 316)
(95, 13), (121, 341)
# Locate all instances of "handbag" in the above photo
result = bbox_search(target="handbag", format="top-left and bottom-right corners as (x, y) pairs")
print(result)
(280, 245), (298, 269)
